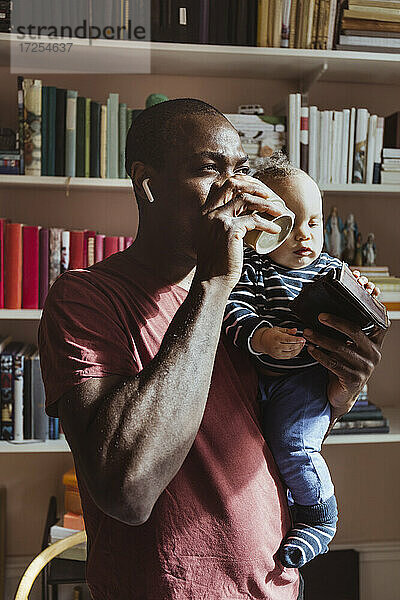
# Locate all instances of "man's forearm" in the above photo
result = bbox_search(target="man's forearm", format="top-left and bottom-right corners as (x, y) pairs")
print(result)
(81, 277), (231, 525)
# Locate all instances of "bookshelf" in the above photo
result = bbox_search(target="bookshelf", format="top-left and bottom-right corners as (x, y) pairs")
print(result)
(1, 35), (400, 84)
(1, 175), (400, 195)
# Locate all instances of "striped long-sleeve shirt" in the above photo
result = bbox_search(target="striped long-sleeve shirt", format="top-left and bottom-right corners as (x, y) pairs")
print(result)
(223, 248), (342, 373)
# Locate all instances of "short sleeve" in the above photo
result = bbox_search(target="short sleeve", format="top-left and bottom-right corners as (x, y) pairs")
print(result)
(38, 271), (139, 417)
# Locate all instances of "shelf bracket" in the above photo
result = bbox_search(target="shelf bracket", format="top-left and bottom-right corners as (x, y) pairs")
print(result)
(299, 62), (328, 100)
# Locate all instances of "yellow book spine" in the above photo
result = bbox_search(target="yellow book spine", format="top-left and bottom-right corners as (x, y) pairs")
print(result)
(257, 0), (270, 46)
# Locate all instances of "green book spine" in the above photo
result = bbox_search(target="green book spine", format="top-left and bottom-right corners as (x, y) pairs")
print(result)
(47, 86), (57, 176)
(108, 93), (119, 178)
(55, 88), (66, 176)
(75, 96), (85, 178)
(125, 109), (133, 178)
(106, 97), (110, 178)
(90, 101), (101, 178)
(119, 102), (127, 179)
(41, 86), (48, 176)
(65, 90), (78, 177)
(85, 98), (91, 178)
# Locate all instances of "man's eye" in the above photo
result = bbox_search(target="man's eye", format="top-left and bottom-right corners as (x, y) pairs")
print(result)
(199, 164), (218, 173)
(236, 166), (250, 175)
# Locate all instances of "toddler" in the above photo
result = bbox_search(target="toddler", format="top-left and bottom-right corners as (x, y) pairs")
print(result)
(223, 153), (376, 569)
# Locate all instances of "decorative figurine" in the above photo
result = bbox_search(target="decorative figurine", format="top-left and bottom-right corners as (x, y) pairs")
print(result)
(354, 232), (363, 267)
(145, 93), (169, 109)
(362, 232), (377, 266)
(342, 213), (358, 264)
(324, 206), (344, 259)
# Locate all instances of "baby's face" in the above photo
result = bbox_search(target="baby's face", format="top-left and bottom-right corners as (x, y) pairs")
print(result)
(261, 171), (324, 269)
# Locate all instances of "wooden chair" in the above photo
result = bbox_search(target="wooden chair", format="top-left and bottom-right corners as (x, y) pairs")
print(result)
(14, 497), (87, 600)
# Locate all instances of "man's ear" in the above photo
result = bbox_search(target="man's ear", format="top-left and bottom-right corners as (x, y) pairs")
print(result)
(131, 161), (150, 203)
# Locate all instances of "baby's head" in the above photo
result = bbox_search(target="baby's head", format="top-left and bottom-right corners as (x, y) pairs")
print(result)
(254, 152), (324, 269)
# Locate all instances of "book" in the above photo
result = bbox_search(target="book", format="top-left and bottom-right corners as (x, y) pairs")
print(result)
(22, 225), (39, 309)
(257, 0), (270, 46)
(55, 88), (66, 177)
(22, 345), (36, 440)
(47, 86), (57, 176)
(342, 16), (400, 30)
(300, 106), (309, 172)
(76, 96), (86, 178)
(308, 106), (319, 180)
(95, 233), (105, 263)
(90, 101), (101, 178)
(383, 111), (400, 148)
(291, 263), (389, 342)
(4, 222), (22, 309)
(104, 236), (119, 258)
(17, 76), (25, 175)
(23, 79), (42, 177)
(13, 343), (31, 441)
(1, 342), (23, 440)
(349, 0), (400, 8)
(281, 0), (292, 46)
(31, 349), (48, 440)
(380, 170), (400, 183)
(84, 230), (96, 267)
(365, 114), (377, 184)
(39, 227), (49, 308)
(119, 103), (127, 179)
(343, 8), (400, 22)
(108, 93), (119, 178)
(61, 230), (70, 272)
(69, 231), (84, 270)
(338, 33), (400, 47)
(373, 116), (384, 183)
(41, 86), (49, 176)
(49, 227), (62, 288)
(353, 108), (369, 183)
(0, 218), (5, 309)
(382, 147), (400, 157)
(340, 108), (350, 184)
(289, 0), (298, 47)
(100, 104), (107, 179)
(85, 98), (91, 178)
(65, 90), (78, 177)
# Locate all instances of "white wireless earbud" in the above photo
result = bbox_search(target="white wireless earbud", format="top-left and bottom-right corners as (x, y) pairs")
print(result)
(142, 178), (155, 203)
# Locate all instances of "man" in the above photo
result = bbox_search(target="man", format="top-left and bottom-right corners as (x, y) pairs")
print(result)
(39, 99), (386, 599)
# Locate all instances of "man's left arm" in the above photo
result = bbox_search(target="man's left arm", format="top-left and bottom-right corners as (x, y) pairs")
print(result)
(303, 314), (389, 436)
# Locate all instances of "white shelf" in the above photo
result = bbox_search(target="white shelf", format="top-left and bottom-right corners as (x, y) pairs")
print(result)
(325, 407), (400, 445)
(1, 34), (400, 83)
(0, 438), (70, 453)
(0, 309), (42, 319)
(1, 175), (400, 195)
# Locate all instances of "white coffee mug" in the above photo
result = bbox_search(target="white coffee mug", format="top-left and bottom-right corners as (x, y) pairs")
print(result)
(244, 190), (295, 254)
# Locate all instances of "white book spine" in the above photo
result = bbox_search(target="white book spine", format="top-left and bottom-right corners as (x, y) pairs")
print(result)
(319, 111), (330, 185)
(308, 106), (318, 181)
(13, 353), (25, 442)
(295, 93), (301, 168)
(330, 112), (339, 183)
(353, 108), (369, 183)
(326, 110), (333, 184)
(288, 94), (297, 165)
(341, 109), (350, 184)
(335, 111), (343, 184)
(281, 0), (292, 47)
(374, 117), (384, 183)
(61, 230), (70, 272)
(347, 107), (356, 184)
(366, 114), (378, 185)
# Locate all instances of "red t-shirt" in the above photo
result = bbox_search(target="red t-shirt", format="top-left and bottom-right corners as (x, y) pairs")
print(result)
(38, 251), (299, 600)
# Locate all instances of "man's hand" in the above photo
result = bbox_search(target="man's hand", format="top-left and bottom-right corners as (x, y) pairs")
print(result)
(251, 326), (305, 359)
(304, 314), (389, 429)
(196, 175), (283, 291)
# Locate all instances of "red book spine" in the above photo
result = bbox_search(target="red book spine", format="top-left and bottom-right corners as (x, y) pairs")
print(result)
(0, 218), (6, 308)
(104, 236), (119, 259)
(4, 223), (23, 309)
(124, 236), (134, 249)
(69, 231), (85, 270)
(22, 225), (39, 309)
(39, 227), (49, 308)
(95, 234), (105, 263)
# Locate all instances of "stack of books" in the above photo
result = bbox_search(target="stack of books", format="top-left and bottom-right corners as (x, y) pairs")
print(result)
(380, 148), (400, 184)
(0, 150), (20, 174)
(152, 0), (343, 49)
(285, 94), (385, 184)
(0, 335), (59, 442)
(332, 392), (390, 436)
(0, 218), (133, 310)
(337, 0), (400, 53)
(353, 265), (400, 311)
(224, 113), (286, 165)
(16, 77), (142, 178)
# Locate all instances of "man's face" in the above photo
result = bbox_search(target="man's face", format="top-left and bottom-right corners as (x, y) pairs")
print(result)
(149, 114), (250, 256)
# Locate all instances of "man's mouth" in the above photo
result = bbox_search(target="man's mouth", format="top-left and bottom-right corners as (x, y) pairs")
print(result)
(294, 247), (313, 256)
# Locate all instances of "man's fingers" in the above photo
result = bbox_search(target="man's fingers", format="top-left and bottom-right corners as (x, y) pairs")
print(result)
(203, 176), (284, 216)
(306, 344), (362, 380)
(369, 324), (389, 348)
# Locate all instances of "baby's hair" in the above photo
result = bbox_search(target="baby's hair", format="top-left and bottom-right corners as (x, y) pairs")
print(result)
(253, 150), (299, 181)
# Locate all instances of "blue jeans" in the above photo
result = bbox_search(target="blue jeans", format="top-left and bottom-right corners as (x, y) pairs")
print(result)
(260, 364), (334, 506)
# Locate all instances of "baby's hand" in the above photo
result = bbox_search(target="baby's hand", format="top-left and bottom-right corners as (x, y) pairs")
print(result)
(352, 270), (380, 297)
(251, 326), (306, 360)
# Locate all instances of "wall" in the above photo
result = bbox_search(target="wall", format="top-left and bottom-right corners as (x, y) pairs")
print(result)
(1, 66), (399, 598)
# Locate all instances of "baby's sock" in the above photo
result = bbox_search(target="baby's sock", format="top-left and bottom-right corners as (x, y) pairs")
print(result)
(280, 496), (338, 569)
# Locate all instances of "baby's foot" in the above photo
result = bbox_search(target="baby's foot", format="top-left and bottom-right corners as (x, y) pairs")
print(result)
(280, 520), (337, 568)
